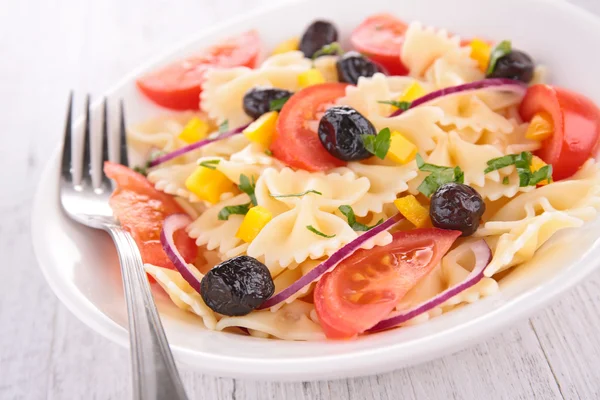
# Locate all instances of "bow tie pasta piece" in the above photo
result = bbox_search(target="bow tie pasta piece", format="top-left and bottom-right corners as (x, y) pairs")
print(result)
(478, 121), (541, 155)
(201, 51), (313, 127)
(269, 259), (321, 312)
(247, 196), (358, 271)
(424, 46), (484, 89)
(199, 133), (251, 159)
(144, 264), (217, 330)
(401, 21), (462, 77)
(313, 55), (340, 83)
(437, 95), (516, 135)
(448, 131), (504, 187)
(215, 300), (325, 341)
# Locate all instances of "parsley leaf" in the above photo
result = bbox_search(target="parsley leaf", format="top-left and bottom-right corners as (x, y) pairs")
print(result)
(362, 127), (391, 160)
(218, 120), (229, 134)
(502, 176), (510, 185)
(269, 96), (290, 112)
(133, 165), (149, 176)
(486, 40), (512, 76)
(239, 174), (257, 206)
(530, 165), (553, 185)
(484, 151), (553, 187)
(378, 100), (412, 111)
(416, 153), (465, 197)
(132, 150), (165, 177)
(198, 159), (221, 170)
(306, 225), (336, 238)
(264, 149), (273, 156)
(312, 42), (344, 59)
(270, 190), (322, 198)
(338, 205), (383, 231)
(218, 203), (251, 221)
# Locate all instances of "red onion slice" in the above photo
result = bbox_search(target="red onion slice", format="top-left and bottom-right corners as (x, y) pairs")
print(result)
(160, 213), (202, 293)
(258, 214), (403, 309)
(149, 123), (250, 167)
(368, 239), (492, 332)
(389, 78), (527, 117)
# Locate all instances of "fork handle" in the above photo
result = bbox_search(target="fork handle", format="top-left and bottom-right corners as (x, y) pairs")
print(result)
(107, 226), (188, 400)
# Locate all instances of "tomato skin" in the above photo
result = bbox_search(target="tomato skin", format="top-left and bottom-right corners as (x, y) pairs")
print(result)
(350, 14), (409, 76)
(314, 228), (461, 339)
(104, 162), (197, 270)
(136, 31), (261, 110)
(519, 85), (600, 181)
(271, 83), (349, 171)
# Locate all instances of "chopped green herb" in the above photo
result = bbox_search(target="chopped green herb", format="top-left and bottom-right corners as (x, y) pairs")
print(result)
(484, 151), (553, 187)
(271, 190), (322, 198)
(133, 165), (148, 176)
(306, 225), (336, 238)
(264, 149), (273, 156)
(362, 127), (391, 160)
(312, 42), (344, 59)
(416, 153), (465, 197)
(269, 96), (290, 112)
(198, 159), (221, 170)
(218, 203), (251, 221)
(530, 165), (553, 185)
(218, 120), (229, 134)
(486, 40), (512, 76)
(502, 176), (510, 185)
(239, 174), (257, 206)
(484, 154), (518, 173)
(378, 100), (412, 111)
(338, 205), (383, 231)
(132, 150), (165, 177)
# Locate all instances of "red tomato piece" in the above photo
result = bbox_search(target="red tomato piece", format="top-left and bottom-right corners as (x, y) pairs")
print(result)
(350, 14), (409, 76)
(136, 31), (261, 110)
(519, 84), (600, 180)
(270, 83), (349, 171)
(104, 162), (197, 270)
(314, 228), (461, 339)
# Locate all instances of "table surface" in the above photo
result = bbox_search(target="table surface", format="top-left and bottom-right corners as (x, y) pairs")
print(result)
(2, 0), (600, 399)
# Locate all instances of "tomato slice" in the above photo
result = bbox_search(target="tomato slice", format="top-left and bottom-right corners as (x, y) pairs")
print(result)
(519, 84), (600, 181)
(136, 31), (261, 110)
(270, 83), (349, 171)
(314, 228), (461, 339)
(104, 162), (197, 270)
(350, 14), (409, 76)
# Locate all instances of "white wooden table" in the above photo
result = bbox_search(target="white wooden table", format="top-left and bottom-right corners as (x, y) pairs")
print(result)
(2, 0), (600, 399)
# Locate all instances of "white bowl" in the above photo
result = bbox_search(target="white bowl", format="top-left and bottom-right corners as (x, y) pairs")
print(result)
(32, 0), (600, 381)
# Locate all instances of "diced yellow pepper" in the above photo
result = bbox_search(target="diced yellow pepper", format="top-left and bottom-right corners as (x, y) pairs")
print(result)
(185, 166), (235, 204)
(525, 112), (554, 141)
(398, 82), (426, 103)
(243, 111), (278, 147)
(178, 117), (209, 143)
(298, 69), (325, 88)
(469, 39), (492, 72)
(531, 155), (550, 186)
(236, 206), (273, 243)
(386, 131), (417, 164)
(272, 37), (300, 55)
(394, 195), (429, 228)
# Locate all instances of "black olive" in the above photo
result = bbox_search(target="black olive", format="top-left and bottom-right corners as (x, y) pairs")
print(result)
(487, 50), (535, 83)
(200, 255), (274, 316)
(318, 106), (376, 161)
(429, 183), (486, 237)
(242, 87), (293, 119)
(336, 52), (379, 85)
(300, 20), (339, 58)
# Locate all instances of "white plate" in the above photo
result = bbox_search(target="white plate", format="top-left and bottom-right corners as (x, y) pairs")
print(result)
(32, 0), (600, 381)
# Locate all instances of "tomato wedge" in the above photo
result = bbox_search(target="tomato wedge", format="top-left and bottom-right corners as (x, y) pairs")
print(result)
(104, 162), (197, 270)
(314, 228), (461, 339)
(136, 31), (261, 110)
(519, 85), (600, 181)
(270, 83), (349, 171)
(350, 14), (409, 76)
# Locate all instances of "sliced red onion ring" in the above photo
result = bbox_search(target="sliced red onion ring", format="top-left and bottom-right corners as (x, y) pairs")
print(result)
(367, 239), (492, 332)
(258, 214), (403, 310)
(149, 123), (250, 167)
(160, 213), (202, 293)
(389, 78), (527, 117)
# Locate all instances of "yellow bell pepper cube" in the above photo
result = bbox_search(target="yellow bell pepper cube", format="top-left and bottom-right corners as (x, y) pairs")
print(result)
(243, 111), (278, 147)
(525, 112), (554, 141)
(394, 195), (429, 228)
(469, 39), (492, 72)
(178, 117), (209, 143)
(272, 37), (300, 55)
(531, 155), (551, 186)
(185, 166), (236, 204)
(398, 82), (426, 103)
(236, 206), (273, 243)
(386, 131), (418, 164)
(298, 69), (325, 88)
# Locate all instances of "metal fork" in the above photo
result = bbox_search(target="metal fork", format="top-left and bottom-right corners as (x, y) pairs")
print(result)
(59, 94), (188, 400)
